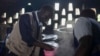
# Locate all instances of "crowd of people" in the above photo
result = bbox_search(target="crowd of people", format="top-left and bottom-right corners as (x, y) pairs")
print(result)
(0, 4), (100, 56)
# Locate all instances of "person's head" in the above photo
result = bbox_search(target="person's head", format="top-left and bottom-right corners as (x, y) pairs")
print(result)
(38, 5), (54, 23)
(80, 9), (96, 19)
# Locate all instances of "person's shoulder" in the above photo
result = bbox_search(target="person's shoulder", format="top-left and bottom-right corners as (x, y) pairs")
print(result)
(77, 17), (90, 22)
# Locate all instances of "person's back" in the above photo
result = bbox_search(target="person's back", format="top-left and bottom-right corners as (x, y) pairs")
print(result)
(74, 9), (100, 56)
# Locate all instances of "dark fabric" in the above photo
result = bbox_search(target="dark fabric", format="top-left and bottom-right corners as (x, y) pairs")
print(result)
(0, 42), (17, 56)
(19, 12), (40, 47)
(90, 21), (100, 56)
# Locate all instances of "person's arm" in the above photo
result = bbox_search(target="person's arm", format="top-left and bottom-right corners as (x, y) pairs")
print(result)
(75, 35), (93, 56)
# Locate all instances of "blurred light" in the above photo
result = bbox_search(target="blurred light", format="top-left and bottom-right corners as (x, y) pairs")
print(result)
(61, 18), (66, 26)
(54, 23), (58, 29)
(68, 13), (73, 21)
(97, 14), (100, 22)
(68, 3), (73, 11)
(91, 8), (96, 14)
(54, 13), (58, 20)
(3, 21), (7, 24)
(66, 24), (73, 28)
(20, 8), (25, 15)
(8, 17), (13, 24)
(61, 8), (66, 15)
(28, 3), (32, 6)
(54, 3), (60, 11)
(2, 12), (7, 18)
(14, 12), (19, 19)
(42, 26), (46, 31)
(75, 8), (80, 15)
(75, 18), (78, 23)
(47, 19), (52, 25)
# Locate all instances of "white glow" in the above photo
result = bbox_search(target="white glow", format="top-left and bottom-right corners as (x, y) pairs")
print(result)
(2, 12), (7, 18)
(62, 8), (66, 15)
(68, 3), (73, 11)
(68, 13), (73, 21)
(42, 26), (46, 30)
(75, 8), (80, 15)
(14, 12), (19, 19)
(20, 8), (25, 15)
(54, 23), (58, 29)
(91, 8), (96, 14)
(3, 21), (7, 24)
(97, 14), (100, 22)
(54, 3), (60, 11)
(47, 19), (52, 25)
(8, 17), (13, 24)
(61, 18), (66, 26)
(28, 3), (32, 6)
(66, 24), (73, 28)
(54, 13), (58, 20)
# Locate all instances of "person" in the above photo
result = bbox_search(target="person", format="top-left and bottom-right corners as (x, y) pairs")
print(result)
(1, 5), (54, 56)
(73, 9), (100, 56)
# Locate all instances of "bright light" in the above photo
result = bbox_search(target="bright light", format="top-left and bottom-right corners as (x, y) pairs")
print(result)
(54, 23), (58, 29)
(68, 13), (73, 21)
(8, 17), (13, 24)
(42, 26), (46, 31)
(3, 21), (7, 24)
(61, 8), (66, 15)
(54, 3), (60, 11)
(54, 13), (58, 20)
(61, 18), (66, 26)
(28, 3), (32, 6)
(66, 24), (73, 28)
(47, 19), (52, 25)
(2, 12), (7, 18)
(91, 8), (96, 14)
(14, 12), (19, 19)
(68, 3), (73, 11)
(97, 14), (100, 22)
(75, 8), (80, 15)
(20, 8), (25, 15)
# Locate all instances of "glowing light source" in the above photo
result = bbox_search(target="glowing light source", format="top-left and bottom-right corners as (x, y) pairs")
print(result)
(66, 24), (73, 28)
(20, 8), (25, 15)
(47, 19), (52, 25)
(54, 23), (58, 29)
(54, 13), (58, 20)
(61, 18), (66, 26)
(42, 26), (46, 31)
(8, 17), (13, 24)
(68, 13), (73, 21)
(75, 8), (80, 15)
(97, 14), (100, 22)
(28, 3), (32, 6)
(54, 3), (60, 11)
(14, 12), (19, 19)
(3, 21), (7, 24)
(68, 3), (73, 11)
(61, 8), (66, 15)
